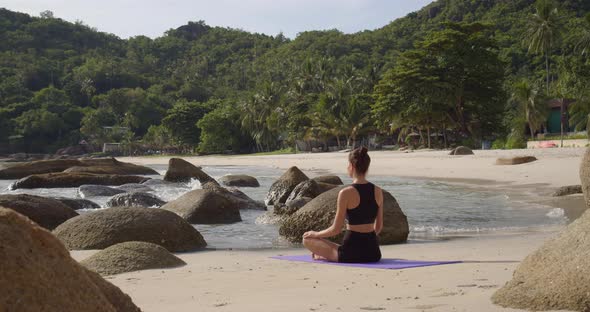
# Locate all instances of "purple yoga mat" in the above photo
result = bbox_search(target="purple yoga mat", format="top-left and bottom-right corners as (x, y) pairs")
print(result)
(271, 255), (461, 269)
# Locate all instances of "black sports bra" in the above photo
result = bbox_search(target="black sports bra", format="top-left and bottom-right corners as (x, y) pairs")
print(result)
(346, 183), (378, 225)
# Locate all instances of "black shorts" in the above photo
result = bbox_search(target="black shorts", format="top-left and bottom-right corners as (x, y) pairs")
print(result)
(338, 230), (382, 263)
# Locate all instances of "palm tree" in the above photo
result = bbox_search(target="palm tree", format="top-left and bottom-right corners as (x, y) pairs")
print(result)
(511, 80), (547, 139)
(525, 0), (560, 94)
(576, 13), (590, 56)
(568, 100), (590, 136)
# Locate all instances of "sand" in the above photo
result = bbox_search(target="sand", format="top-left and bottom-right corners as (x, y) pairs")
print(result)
(77, 148), (586, 312)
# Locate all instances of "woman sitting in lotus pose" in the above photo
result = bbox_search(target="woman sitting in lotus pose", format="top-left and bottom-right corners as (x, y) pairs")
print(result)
(302, 146), (383, 263)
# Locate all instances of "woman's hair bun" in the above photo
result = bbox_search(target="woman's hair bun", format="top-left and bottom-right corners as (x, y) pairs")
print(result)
(349, 146), (371, 174)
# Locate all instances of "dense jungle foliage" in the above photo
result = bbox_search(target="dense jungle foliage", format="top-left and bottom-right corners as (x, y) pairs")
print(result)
(1, 0), (589, 154)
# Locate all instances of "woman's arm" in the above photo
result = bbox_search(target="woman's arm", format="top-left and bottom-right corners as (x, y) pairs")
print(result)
(374, 186), (384, 235)
(304, 189), (348, 239)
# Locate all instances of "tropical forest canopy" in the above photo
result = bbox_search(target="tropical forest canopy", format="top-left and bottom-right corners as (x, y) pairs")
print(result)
(0, 0), (589, 154)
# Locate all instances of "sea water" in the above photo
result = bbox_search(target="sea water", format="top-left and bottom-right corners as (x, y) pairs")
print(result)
(0, 164), (568, 249)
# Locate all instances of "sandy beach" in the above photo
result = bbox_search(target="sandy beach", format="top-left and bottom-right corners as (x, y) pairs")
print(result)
(75, 147), (587, 312)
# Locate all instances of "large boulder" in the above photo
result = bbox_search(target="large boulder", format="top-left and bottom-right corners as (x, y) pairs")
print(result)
(492, 210), (590, 311)
(449, 146), (474, 155)
(265, 166), (309, 206)
(495, 156), (537, 165)
(0, 159), (81, 179)
(163, 158), (218, 184)
(0, 194), (78, 230)
(106, 192), (166, 208)
(78, 185), (127, 198)
(116, 183), (155, 193)
(81, 241), (185, 276)
(275, 197), (313, 216)
(552, 185), (583, 197)
(0, 158), (157, 179)
(10, 172), (150, 190)
(202, 182), (266, 210)
(279, 187), (409, 244)
(580, 148), (590, 208)
(219, 174), (260, 187)
(53, 197), (101, 210)
(162, 189), (241, 224)
(0, 208), (140, 311)
(53, 207), (206, 252)
(312, 175), (344, 185)
(71, 157), (159, 175)
(286, 180), (337, 203)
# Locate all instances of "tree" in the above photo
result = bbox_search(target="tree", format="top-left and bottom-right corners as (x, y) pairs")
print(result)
(373, 22), (505, 146)
(576, 13), (590, 56)
(198, 103), (253, 154)
(162, 100), (210, 147)
(510, 80), (547, 139)
(525, 0), (561, 94)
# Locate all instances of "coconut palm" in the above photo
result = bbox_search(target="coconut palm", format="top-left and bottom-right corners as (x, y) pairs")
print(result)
(525, 0), (560, 94)
(510, 80), (547, 139)
(576, 13), (590, 56)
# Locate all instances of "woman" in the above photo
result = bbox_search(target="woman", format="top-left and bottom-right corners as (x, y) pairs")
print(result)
(302, 146), (383, 263)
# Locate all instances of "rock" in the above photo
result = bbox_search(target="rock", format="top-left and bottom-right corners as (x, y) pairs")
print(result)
(163, 158), (218, 184)
(53, 197), (101, 210)
(491, 210), (590, 311)
(0, 158), (157, 179)
(275, 197), (313, 216)
(449, 146), (474, 155)
(0, 194), (78, 230)
(286, 197), (313, 211)
(74, 158), (159, 175)
(552, 185), (583, 197)
(10, 172), (150, 190)
(495, 156), (537, 165)
(202, 182), (266, 210)
(0, 208), (140, 312)
(265, 166), (309, 205)
(279, 187), (409, 244)
(53, 207), (206, 252)
(142, 179), (178, 187)
(219, 174), (260, 187)
(116, 183), (154, 193)
(0, 159), (81, 179)
(81, 241), (185, 276)
(106, 192), (166, 208)
(55, 145), (90, 156)
(312, 175), (344, 185)
(78, 185), (127, 198)
(286, 180), (337, 202)
(580, 148), (590, 208)
(162, 189), (241, 224)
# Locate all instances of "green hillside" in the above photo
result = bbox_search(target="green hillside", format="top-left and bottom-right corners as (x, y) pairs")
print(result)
(0, 0), (588, 153)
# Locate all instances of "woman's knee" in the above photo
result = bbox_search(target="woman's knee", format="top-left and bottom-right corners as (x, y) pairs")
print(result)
(302, 237), (315, 247)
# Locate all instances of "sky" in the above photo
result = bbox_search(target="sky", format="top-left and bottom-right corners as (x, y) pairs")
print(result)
(1, 0), (433, 39)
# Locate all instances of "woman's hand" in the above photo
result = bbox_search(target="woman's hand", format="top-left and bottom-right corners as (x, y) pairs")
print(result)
(303, 231), (319, 239)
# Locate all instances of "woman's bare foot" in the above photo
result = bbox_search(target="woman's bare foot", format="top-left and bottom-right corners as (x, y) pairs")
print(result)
(312, 253), (327, 261)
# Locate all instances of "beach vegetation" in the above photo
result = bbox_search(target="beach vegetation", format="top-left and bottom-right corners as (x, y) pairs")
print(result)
(0, 1), (589, 154)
